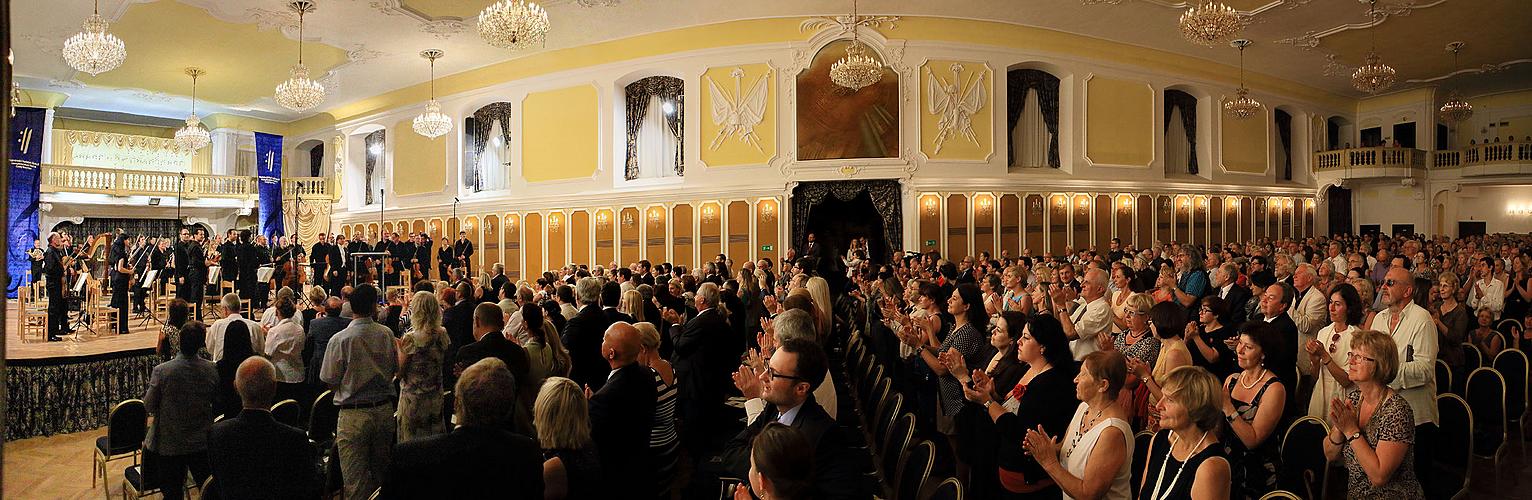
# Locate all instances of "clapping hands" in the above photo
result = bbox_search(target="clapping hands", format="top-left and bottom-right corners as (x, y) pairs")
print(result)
(960, 369), (994, 404)
(1022, 425), (1061, 467)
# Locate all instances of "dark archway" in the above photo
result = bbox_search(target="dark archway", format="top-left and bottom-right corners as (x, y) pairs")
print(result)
(792, 180), (903, 285)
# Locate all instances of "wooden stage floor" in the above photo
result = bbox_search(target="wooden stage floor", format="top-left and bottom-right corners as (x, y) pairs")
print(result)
(4, 303), (161, 360)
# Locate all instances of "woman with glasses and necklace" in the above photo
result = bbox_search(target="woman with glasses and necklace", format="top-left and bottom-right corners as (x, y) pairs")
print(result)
(1137, 365), (1230, 500)
(1306, 283), (1364, 419)
(1322, 330), (1424, 499)
(1103, 294), (1160, 427)
(1186, 296), (1236, 379)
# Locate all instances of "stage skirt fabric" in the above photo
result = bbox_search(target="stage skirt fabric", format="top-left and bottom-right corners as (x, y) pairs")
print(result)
(5, 348), (158, 441)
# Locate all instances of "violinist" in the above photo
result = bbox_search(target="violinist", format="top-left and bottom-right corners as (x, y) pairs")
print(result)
(390, 232), (414, 288)
(184, 231), (209, 320)
(42, 232), (71, 341)
(130, 235), (152, 313)
(437, 238), (454, 282)
(153, 237), (172, 287)
(110, 232), (131, 334)
(453, 230), (474, 275)
(411, 232), (431, 287)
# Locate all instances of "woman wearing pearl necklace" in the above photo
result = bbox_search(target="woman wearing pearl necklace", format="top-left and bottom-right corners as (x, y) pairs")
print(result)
(1015, 350), (1134, 500)
(1136, 366), (1230, 500)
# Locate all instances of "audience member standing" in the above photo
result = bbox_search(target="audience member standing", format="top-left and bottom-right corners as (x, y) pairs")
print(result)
(564, 277), (614, 390)
(1371, 266), (1438, 488)
(454, 302), (534, 436)
(733, 423), (815, 500)
(1307, 283), (1363, 419)
(1322, 330), (1424, 499)
(636, 322), (681, 498)
(662, 282), (733, 454)
(306, 297), (349, 395)
(320, 285), (399, 500)
(535, 377), (607, 499)
(396, 291), (449, 443)
(142, 321), (218, 500)
(208, 357), (322, 499)
(215, 319), (258, 419)
(1015, 350), (1134, 500)
(264, 299), (308, 405)
(1220, 322), (1288, 498)
(1060, 269), (1114, 360)
(208, 293), (264, 362)
(588, 323), (658, 494)
(1137, 366), (1231, 500)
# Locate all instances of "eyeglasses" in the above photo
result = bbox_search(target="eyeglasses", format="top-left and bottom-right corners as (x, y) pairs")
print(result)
(766, 368), (806, 383)
(1382, 279), (1398, 287)
(1346, 352), (1378, 363)
(1328, 332), (1342, 354)
(1198, 306), (1213, 313)
(1126, 310), (1148, 317)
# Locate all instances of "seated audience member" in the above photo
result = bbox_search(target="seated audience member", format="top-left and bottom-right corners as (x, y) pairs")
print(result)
(142, 321), (218, 500)
(732, 423), (814, 500)
(263, 298), (308, 405)
(1322, 329), (1424, 499)
(721, 338), (864, 499)
(588, 322), (658, 491)
(385, 358), (544, 499)
(396, 291), (449, 443)
(208, 357), (322, 499)
(208, 293), (263, 362)
(1137, 366), (1231, 500)
(1014, 350), (1134, 500)
(536, 377), (607, 499)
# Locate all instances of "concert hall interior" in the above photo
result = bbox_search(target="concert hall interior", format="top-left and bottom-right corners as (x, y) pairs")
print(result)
(3, 0), (1532, 499)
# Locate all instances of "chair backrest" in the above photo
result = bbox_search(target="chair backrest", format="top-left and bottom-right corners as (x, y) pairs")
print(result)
(1463, 342), (1484, 370)
(924, 477), (963, 500)
(1257, 491), (1301, 500)
(868, 378), (891, 420)
(883, 413), (916, 479)
(201, 475), (219, 500)
(271, 399), (302, 429)
(308, 390), (338, 443)
(875, 393), (903, 449)
(107, 399), (149, 454)
(1493, 349), (1529, 422)
(1466, 367), (1507, 427)
(1131, 430), (1155, 495)
(1436, 359), (1453, 395)
(1434, 393), (1473, 496)
(895, 440), (935, 500)
(1278, 416), (1329, 500)
(860, 364), (885, 403)
(1496, 318), (1522, 336)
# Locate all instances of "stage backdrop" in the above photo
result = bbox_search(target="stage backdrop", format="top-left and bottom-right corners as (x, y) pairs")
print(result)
(8, 107), (45, 298)
(255, 132), (285, 242)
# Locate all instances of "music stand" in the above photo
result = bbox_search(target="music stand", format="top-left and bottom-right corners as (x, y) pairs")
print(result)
(69, 272), (96, 340)
(137, 270), (163, 328)
(351, 251), (388, 294)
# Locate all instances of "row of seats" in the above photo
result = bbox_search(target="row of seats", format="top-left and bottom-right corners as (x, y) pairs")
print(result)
(843, 332), (962, 500)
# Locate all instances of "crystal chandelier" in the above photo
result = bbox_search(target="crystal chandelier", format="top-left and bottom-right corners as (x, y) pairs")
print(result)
(412, 49), (452, 139)
(274, 1), (326, 111)
(1178, 1), (1244, 47)
(1223, 39), (1262, 119)
(1438, 42), (1473, 123)
(478, 0), (550, 50)
(829, 0), (884, 92)
(175, 68), (211, 151)
(1351, 0), (1395, 94)
(62, 0), (127, 76)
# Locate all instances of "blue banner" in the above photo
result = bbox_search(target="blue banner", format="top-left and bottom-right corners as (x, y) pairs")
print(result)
(8, 107), (46, 298)
(255, 132), (284, 242)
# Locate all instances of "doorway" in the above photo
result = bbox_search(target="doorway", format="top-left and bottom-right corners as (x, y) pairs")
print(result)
(1458, 221), (1487, 238)
(791, 180), (904, 288)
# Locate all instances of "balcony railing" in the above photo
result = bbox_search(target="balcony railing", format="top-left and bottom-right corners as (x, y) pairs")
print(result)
(1313, 147), (1425, 172)
(39, 164), (336, 201)
(1313, 141), (1532, 174)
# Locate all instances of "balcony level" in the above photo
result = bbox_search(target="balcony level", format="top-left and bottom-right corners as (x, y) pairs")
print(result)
(39, 164), (336, 202)
(1312, 141), (1532, 184)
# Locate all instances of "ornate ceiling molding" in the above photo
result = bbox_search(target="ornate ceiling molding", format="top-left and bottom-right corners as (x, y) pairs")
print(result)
(1404, 59), (1532, 84)
(1269, 0), (1447, 51)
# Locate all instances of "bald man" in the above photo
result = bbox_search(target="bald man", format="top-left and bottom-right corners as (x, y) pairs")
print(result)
(588, 322), (657, 491)
(209, 358), (321, 499)
(1371, 266), (1439, 488)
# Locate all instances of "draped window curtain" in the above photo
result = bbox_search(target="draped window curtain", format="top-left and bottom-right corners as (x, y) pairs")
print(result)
(1166, 107), (1190, 175)
(1275, 110), (1293, 181)
(308, 144), (324, 177)
(467, 103), (514, 192)
(364, 130), (385, 205)
(1006, 69), (1061, 168)
(625, 77), (684, 180)
(1164, 90), (1198, 174)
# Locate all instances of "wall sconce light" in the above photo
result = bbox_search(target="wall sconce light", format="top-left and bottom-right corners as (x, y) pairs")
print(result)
(1283, 199), (1294, 209)
(1507, 204), (1532, 216)
(702, 205), (719, 224)
(1077, 197), (1089, 215)
(504, 217), (516, 231)
(648, 208), (663, 225)
(759, 200), (776, 223)
(1054, 196), (1067, 209)
(1030, 199), (1042, 215)
(923, 196), (939, 216)
(976, 196), (993, 217)
(548, 213), (562, 231)
(596, 211), (610, 229)
(622, 211), (636, 229)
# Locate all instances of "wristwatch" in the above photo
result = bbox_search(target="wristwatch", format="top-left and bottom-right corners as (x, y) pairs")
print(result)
(1344, 431), (1364, 443)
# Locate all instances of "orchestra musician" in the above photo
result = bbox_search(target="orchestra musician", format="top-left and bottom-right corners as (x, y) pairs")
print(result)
(218, 229), (239, 291)
(331, 233), (351, 293)
(411, 232), (432, 287)
(42, 232), (70, 341)
(453, 230), (474, 275)
(110, 232), (131, 334)
(234, 229), (259, 310)
(252, 234), (273, 309)
(389, 232), (414, 289)
(171, 228), (191, 301)
(436, 238), (453, 282)
(28, 239), (44, 284)
(130, 235), (152, 313)
(183, 231), (209, 320)
(311, 232), (331, 294)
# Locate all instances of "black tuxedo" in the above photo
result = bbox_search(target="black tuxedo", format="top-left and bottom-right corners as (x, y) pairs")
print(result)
(453, 239), (474, 271)
(442, 300), (477, 383)
(588, 363), (657, 490)
(207, 409), (321, 500)
(668, 308), (734, 434)
(601, 307), (635, 326)
(383, 425), (543, 500)
(1218, 284), (1253, 325)
(437, 246), (454, 282)
(720, 398), (865, 500)
(562, 304), (614, 390)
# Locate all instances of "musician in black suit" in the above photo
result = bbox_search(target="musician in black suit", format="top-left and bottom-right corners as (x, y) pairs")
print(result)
(234, 230), (260, 310)
(251, 235), (273, 309)
(453, 231), (474, 275)
(130, 236), (152, 313)
(384, 357), (543, 499)
(561, 277), (614, 391)
(310, 233), (330, 294)
(110, 233), (131, 334)
(42, 232), (70, 341)
(207, 357), (321, 499)
(410, 233), (431, 287)
(661, 282), (735, 454)
(183, 234), (209, 320)
(437, 243), (454, 283)
(587, 322), (657, 490)
(718, 338), (864, 500)
(172, 228), (191, 299)
(152, 238), (172, 287)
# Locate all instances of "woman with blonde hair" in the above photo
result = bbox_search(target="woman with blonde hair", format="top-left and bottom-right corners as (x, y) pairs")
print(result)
(805, 276), (834, 339)
(395, 291), (450, 442)
(619, 289), (646, 323)
(1001, 265), (1033, 315)
(635, 322), (680, 497)
(1137, 366), (1230, 500)
(1322, 330), (1423, 499)
(537, 377), (606, 499)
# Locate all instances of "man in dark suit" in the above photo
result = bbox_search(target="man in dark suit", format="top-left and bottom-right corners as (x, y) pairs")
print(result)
(719, 338), (864, 500)
(1211, 263), (1252, 325)
(454, 303), (534, 436)
(384, 357), (543, 499)
(662, 282), (734, 455)
(442, 284), (478, 383)
(562, 277), (613, 391)
(600, 281), (635, 325)
(304, 297), (349, 395)
(587, 322), (657, 490)
(1256, 282), (1300, 413)
(208, 357), (321, 500)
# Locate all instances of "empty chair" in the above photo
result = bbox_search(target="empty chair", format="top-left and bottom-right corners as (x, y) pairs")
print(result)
(1463, 343), (1483, 370)
(93, 399), (148, 490)
(1436, 359), (1453, 396)
(874, 393), (903, 451)
(924, 476), (963, 500)
(120, 464), (161, 499)
(270, 399), (302, 429)
(1493, 349), (1529, 426)
(1430, 393), (1473, 500)
(1131, 430), (1154, 496)
(1465, 367), (1508, 464)
(882, 413), (916, 483)
(1278, 416), (1329, 500)
(1257, 491), (1301, 500)
(307, 390), (338, 447)
(895, 440), (935, 500)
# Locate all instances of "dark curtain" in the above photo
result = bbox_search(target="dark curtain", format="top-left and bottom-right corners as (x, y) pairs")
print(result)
(1164, 90), (1198, 174)
(1005, 69), (1061, 168)
(791, 180), (903, 256)
(364, 130), (385, 205)
(52, 218), (186, 240)
(1326, 186), (1352, 237)
(624, 76), (685, 180)
(469, 103), (514, 192)
(308, 143), (324, 177)
(1275, 109), (1293, 181)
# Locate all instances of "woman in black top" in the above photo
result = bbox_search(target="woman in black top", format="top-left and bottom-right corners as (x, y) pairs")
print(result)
(1139, 365), (1230, 500)
(943, 310), (1028, 499)
(1186, 296), (1237, 379)
(214, 320), (256, 419)
(961, 314), (1077, 499)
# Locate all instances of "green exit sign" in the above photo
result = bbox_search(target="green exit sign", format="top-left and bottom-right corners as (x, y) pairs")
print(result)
(925, 239), (937, 247)
(760, 244), (773, 252)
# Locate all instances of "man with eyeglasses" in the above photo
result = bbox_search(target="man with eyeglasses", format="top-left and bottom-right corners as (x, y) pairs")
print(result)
(1057, 268), (1112, 360)
(1370, 266), (1439, 490)
(1257, 281), (1300, 414)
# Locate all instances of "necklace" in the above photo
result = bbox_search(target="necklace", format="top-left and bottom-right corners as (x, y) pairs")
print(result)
(1064, 401), (1112, 460)
(1148, 429), (1210, 500)
(1239, 367), (1266, 389)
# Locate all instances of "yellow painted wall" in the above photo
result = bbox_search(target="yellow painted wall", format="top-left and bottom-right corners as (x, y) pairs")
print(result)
(391, 119), (447, 196)
(522, 85), (599, 182)
(920, 60), (993, 160)
(699, 64), (777, 166)
(1085, 76), (1153, 167)
(1357, 87), (1434, 113)
(1219, 105), (1269, 174)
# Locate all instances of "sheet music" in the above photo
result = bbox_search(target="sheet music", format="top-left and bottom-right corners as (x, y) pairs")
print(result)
(73, 273), (91, 294)
(256, 267), (276, 282)
(141, 270), (158, 289)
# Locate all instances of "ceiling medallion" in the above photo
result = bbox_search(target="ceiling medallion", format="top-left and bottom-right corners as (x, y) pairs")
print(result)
(1350, 0), (1395, 94)
(1223, 39), (1262, 119)
(1179, 1), (1244, 47)
(175, 68), (211, 151)
(62, 0), (127, 76)
(829, 0), (884, 92)
(478, 0), (550, 50)
(412, 49), (453, 139)
(1437, 42), (1472, 123)
(274, 1), (326, 111)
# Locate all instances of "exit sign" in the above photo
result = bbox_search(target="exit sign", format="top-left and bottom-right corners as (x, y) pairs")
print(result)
(760, 244), (773, 252)
(925, 239), (937, 247)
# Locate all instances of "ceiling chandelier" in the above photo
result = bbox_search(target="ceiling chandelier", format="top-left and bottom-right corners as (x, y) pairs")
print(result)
(1438, 41), (1473, 123)
(412, 49), (452, 139)
(1178, 1), (1244, 47)
(175, 67), (211, 151)
(829, 0), (884, 92)
(62, 0), (127, 76)
(1223, 39), (1262, 119)
(274, 1), (326, 111)
(1351, 0), (1395, 94)
(478, 0), (550, 50)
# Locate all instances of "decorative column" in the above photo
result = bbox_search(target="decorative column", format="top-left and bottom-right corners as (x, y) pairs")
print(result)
(209, 128), (242, 176)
